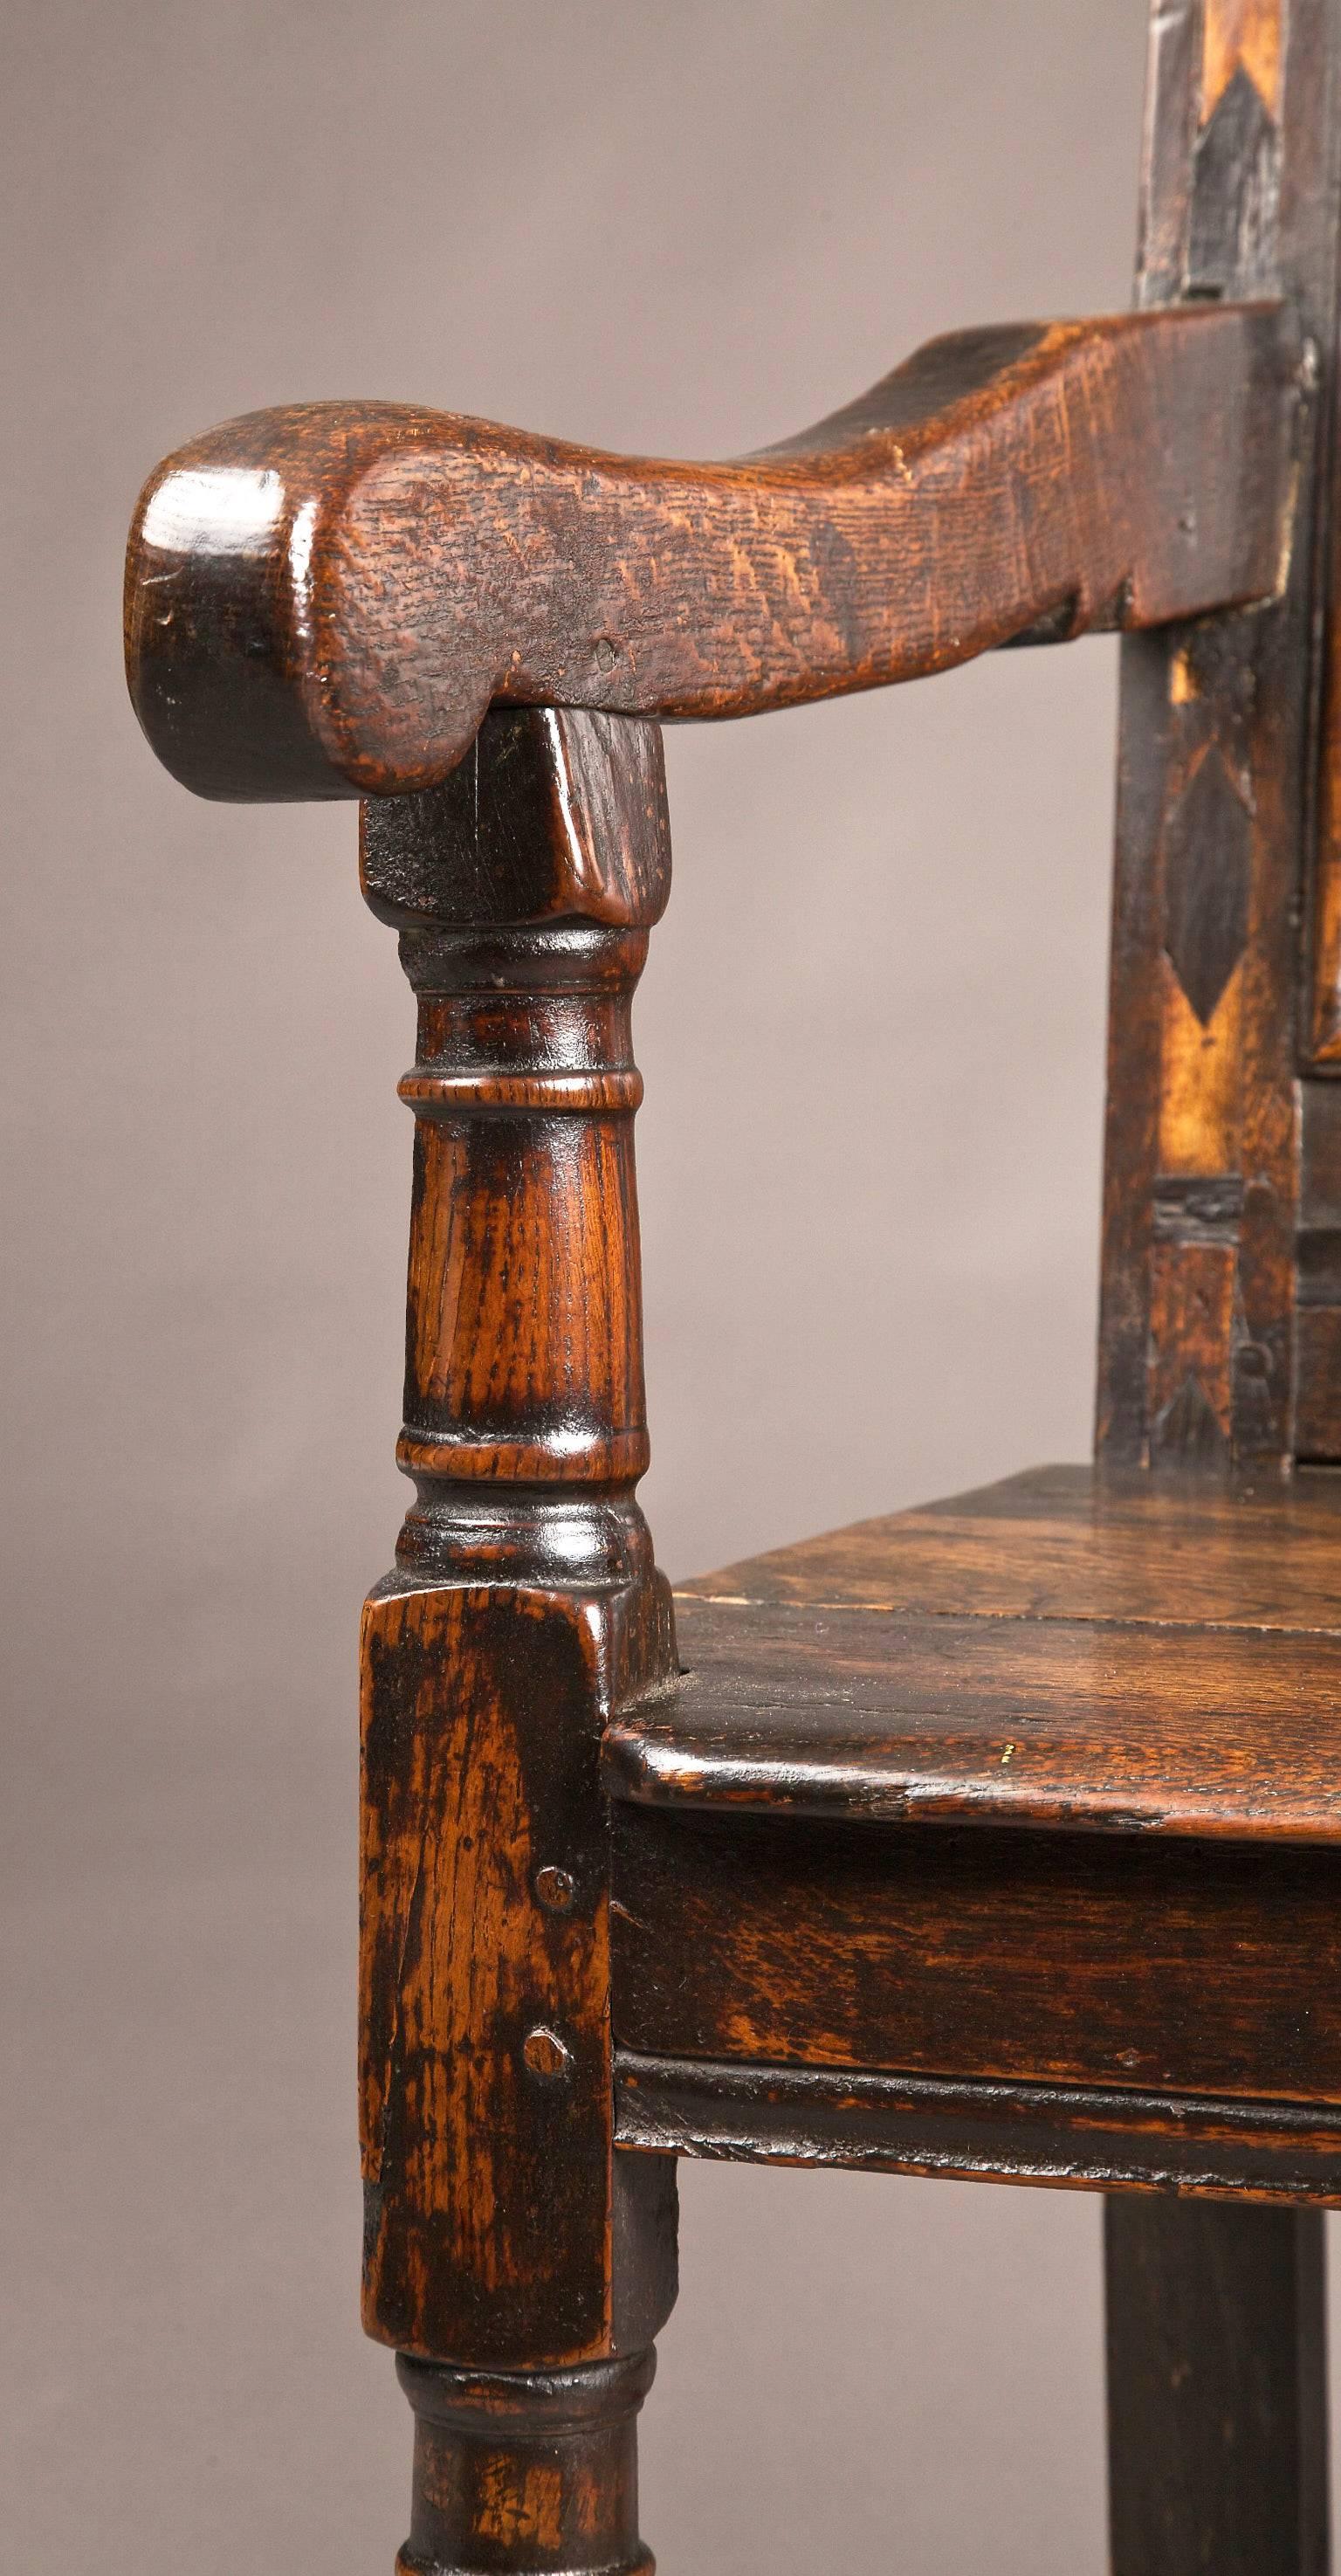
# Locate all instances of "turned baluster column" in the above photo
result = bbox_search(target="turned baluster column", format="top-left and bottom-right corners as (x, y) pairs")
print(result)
(358, 707), (678, 2576)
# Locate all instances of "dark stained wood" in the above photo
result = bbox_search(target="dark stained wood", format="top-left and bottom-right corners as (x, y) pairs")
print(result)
(1296, 1083), (1341, 1457)
(1097, 0), (1341, 1473)
(361, 1584), (677, 2366)
(1309, 702), (1341, 1058)
(1306, 0), (1341, 1075)
(1296, 1312), (1341, 1458)
(1106, 2201), (1329, 2576)
(1309, 583), (1341, 1057)
(370, 707), (670, 1546)
(122, 306), (1296, 802)
(615, 2052), (1341, 2204)
(359, 709), (678, 2373)
(607, 1595), (1341, 1843)
(673, 1458), (1341, 1629)
(361, 707), (671, 935)
(396, 2348), (657, 2576)
(1100, 11), (1341, 2549)
(609, 1805), (1341, 2104)
(119, 4), (1341, 2568)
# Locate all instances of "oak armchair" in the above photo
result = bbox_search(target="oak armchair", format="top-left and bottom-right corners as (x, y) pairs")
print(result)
(125, 3), (1341, 2569)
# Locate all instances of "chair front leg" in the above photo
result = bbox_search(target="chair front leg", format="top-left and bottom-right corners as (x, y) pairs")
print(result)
(358, 706), (678, 2573)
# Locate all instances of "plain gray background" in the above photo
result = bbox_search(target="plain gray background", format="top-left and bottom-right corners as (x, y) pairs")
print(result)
(7, 3), (1332, 2570)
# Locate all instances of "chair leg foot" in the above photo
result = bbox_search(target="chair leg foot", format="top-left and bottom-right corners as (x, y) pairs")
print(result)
(1105, 2196), (1329, 2576)
(395, 2347), (657, 2576)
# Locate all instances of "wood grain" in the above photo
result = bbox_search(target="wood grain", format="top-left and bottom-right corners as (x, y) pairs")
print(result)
(673, 1459), (1341, 1630)
(1106, 2200), (1328, 2576)
(395, 2349), (657, 2576)
(360, 710), (678, 2373)
(1296, 1312), (1341, 1459)
(1097, 0), (1341, 1471)
(1305, 0), (1341, 1072)
(119, 6), (1341, 2566)
(361, 706), (671, 935)
(374, 709), (671, 1567)
(607, 1596), (1341, 1843)
(614, 2051), (1341, 2203)
(1296, 1084), (1341, 1457)
(123, 306), (1296, 801)
(361, 1581), (676, 2367)
(609, 1805), (1341, 2104)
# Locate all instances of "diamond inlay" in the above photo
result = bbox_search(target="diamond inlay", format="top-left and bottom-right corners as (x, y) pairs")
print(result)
(1201, 1), (1281, 123)
(1162, 747), (1252, 1027)
(1188, 62), (1279, 292)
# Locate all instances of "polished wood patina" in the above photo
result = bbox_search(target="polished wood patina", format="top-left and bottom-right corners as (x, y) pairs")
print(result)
(127, 307), (1295, 802)
(122, 0), (1341, 2568)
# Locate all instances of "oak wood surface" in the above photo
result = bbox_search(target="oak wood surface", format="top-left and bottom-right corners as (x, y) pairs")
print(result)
(611, 1453), (1341, 2170)
(120, 0), (1341, 2564)
(1296, 1082), (1341, 1457)
(619, 1464), (1341, 1843)
(1097, 0), (1341, 1473)
(607, 1596), (1341, 1843)
(609, 1804), (1341, 2103)
(1308, 0), (1341, 1078)
(614, 2051), (1341, 2203)
(395, 2349), (657, 2576)
(607, 1458), (1341, 2117)
(123, 305), (1296, 802)
(1095, 11), (1340, 2559)
(358, 710), (678, 2373)
(361, 1581), (675, 2366)
(673, 1459), (1341, 1629)
(1106, 2201), (1329, 2576)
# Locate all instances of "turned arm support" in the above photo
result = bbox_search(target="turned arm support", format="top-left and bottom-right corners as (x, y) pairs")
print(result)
(125, 302), (1299, 803)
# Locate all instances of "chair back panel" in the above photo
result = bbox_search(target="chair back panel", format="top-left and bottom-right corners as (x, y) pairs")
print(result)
(1097, 0), (1341, 1472)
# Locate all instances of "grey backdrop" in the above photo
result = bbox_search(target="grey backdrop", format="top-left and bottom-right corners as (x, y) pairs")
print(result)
(7, 3), (1328, 2571)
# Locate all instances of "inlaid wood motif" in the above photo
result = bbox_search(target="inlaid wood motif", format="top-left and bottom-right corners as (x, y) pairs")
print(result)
(1099, 0), (1341, 1471)
(1188, 38), (1281, 292)
(1161, 748), (1253, 1029)
(117, 5), (1341, 2569)
(1202, 0), (1283, 121)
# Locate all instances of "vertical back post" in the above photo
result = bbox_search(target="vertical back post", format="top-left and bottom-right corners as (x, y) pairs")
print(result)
(1097, 0), (1341, 1474)
(1107, 2199), (1329, 2576)
(1098, 7), (1340, 2570)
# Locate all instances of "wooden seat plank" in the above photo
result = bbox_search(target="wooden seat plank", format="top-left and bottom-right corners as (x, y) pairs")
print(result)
(606, 1468), (1341, 1846)
(604, 1597), (1341, 1844)
(674, 1463), (1341, 1631)
(609, 1464), (1341, 2135)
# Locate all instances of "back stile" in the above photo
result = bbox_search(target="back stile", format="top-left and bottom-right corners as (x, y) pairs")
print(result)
(1097, 0), (1341, 1475)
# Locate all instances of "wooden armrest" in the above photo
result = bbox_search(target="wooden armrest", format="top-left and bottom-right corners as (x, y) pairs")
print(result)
(125, 303), (1298, 802)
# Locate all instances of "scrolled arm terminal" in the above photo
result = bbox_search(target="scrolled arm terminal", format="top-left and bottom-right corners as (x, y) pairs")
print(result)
(125, 301), (1298, 803)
